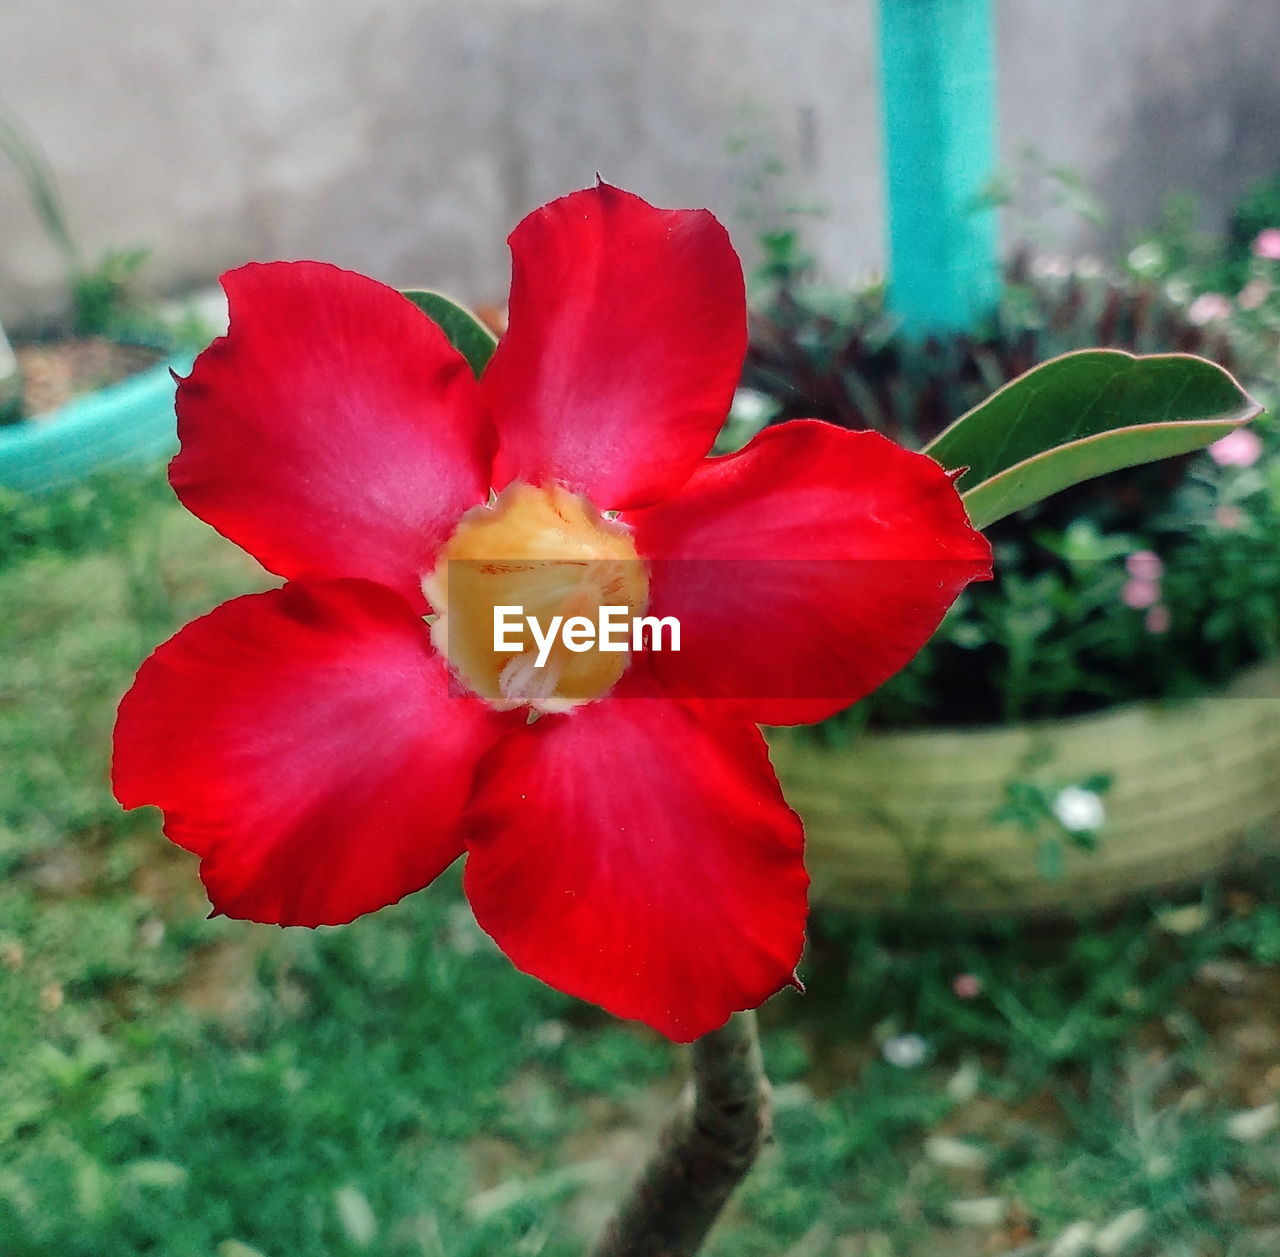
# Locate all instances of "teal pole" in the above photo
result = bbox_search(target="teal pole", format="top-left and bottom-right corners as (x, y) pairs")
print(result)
(876, 0), (1000, 335)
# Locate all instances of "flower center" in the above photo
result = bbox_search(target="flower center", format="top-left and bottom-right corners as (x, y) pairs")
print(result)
(424, 483), (648, 712)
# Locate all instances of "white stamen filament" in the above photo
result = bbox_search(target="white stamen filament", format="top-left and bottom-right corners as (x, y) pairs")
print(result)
(499, 651), (563, 706)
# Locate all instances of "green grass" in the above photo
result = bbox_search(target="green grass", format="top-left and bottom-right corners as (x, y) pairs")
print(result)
(3, 468), (1280, 1255)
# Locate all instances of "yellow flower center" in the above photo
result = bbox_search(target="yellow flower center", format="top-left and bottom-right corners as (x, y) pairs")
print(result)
(424, 483), (648, 712)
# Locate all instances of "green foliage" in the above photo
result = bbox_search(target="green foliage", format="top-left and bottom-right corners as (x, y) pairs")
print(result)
(746, 256), (1240, 459)
(710, 872), (1280, 1253)
(746, 239), (1280, 727)
(1124, 181), (1280, 438)
(0, 383), (19, 428)
(993, 765), (1111, 882)
(0, 469), (170, 572)
(0, 479), (580, 1254)
(401, 290), (497, 378)
(979, 147), (1108, 247)
(70, 247), (154, 340)
(1231, 172), (1280, 270)
(0, 104), (80, 272)
(1, 321), (19, 425)
(4, 468), (1280, 1254)
(856, 440), (1280, 728)
(1, 105), (167, 350)
(727, 132), (823, 297)
(1126, 191), (1227, 290)
(927, 349), (1259, 529)
(753, 229), (816, 292)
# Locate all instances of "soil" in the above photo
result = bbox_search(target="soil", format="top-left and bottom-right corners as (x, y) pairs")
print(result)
(13, 337), (165, 419)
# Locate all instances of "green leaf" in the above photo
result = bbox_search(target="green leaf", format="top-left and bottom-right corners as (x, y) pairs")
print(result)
(401, 290), (497, 378)
(924, 350), (1262, 530)
(1036, 837), (1065, 884)
(334, 1184), (377, 1248)
(123, 1159), (189, 1189)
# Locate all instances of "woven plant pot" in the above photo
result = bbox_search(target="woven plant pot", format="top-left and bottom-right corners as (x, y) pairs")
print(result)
(769, 663), (1280, 917)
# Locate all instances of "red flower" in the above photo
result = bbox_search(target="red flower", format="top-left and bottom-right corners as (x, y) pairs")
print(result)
(112, 184), (990, 1041)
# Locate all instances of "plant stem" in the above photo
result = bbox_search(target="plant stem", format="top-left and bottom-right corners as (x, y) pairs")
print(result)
(590, 1011), (771, 1257)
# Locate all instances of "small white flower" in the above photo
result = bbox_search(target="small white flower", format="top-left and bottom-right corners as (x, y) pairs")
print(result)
(770, 1082), (814, 1112)
(728, 387), (775, 426)
(1047, 1222), (1096, 1257)
(881, 1032), (929, 1069)
(1156, 903), (1210, 935)
(1127, 242), (1165, 275)
(944, 1197), (1007, 1227)
(925, 1135), (988, 1169)
(532, 1019), (567, 1049)
(1227, 1102), (1279, 1143)
(945, 1057), (982, 1102)
(1052, 786), (1106, 834)
(1093, 1207), (1148, 1255)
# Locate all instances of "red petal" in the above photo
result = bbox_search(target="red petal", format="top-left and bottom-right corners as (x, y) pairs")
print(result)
(623, 421), (993, 725)
(171, 262), (493, 611)
(483, 183), (746, 510)
(462, 699), (807, 1041)
(113, 581), (511, 926)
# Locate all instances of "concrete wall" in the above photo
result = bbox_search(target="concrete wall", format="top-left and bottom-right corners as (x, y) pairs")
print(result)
(2, 0), (1279, 327)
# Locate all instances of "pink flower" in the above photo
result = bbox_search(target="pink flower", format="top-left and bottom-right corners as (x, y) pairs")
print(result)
(1125, 550), (1163, 582)
(952, 973), (982, 999)
(1252, 229), (1280, 261)
(1146, 605), (1171, 635)
(1209, 428), (1263, 468)
(1122, 579), (1160, 610)
(1216, 504), (1245, 530)
(1186, 293), (1233, 325)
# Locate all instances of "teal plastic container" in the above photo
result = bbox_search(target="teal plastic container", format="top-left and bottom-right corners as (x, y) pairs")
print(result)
(0, 358), (190, 494)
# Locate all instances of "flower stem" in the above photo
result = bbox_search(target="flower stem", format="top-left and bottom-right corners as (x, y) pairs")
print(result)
(589, 1011), (771, 1257)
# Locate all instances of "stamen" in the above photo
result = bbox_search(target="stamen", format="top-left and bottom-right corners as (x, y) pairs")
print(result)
(499, 652), (562, 706)
(425, 483), (649, 712)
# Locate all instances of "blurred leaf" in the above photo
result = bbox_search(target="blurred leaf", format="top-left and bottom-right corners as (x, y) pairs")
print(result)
(98, 1088), (144, 1123)
(334, 1184), (377, 1248)
(925, 350), (1261, 529)
(0, 105), (81, 269)
(401, 290), (497, 378)
(123, 1159), (188, 1189)
(1036, 838), (1065, 883)
(74, 1158), (112, 1220)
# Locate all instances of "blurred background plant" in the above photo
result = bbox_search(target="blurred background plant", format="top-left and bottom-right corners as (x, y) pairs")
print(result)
(0, 317), (18, 426)
(740, 160), (1280, 734)
(0, 106), (211, 429)
(5, 6), (1280, 1240)
(4, 161), (1280, 1248)
(5, 465), (1280, 1255)
(1, 106), (153, 343)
